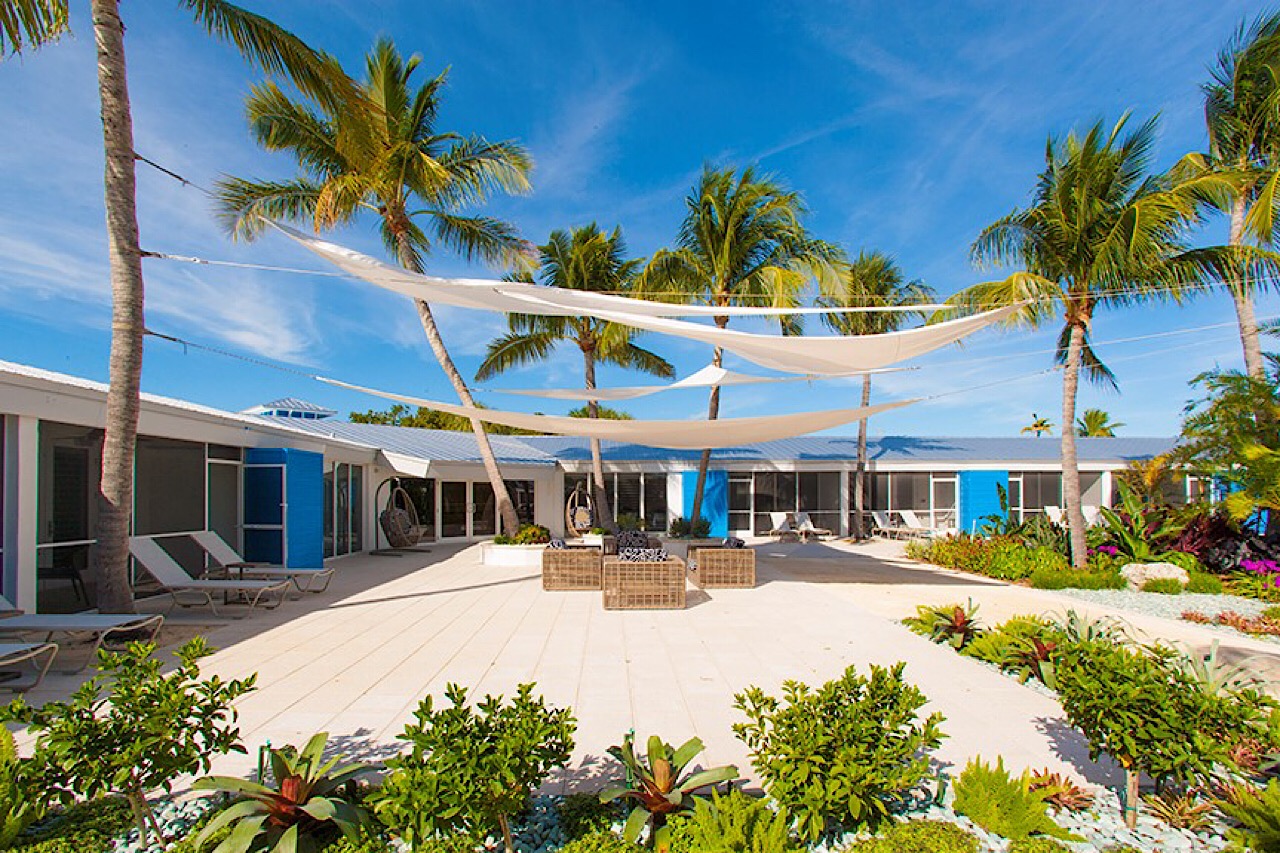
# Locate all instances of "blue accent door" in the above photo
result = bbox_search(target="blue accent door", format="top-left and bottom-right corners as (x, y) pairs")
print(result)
(958, 470), (1009, 535)
(244, 448), (324, 567)
(682, 470), (729, 538)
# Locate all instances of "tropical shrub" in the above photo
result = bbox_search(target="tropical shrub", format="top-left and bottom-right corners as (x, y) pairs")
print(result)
(1028, 769), (1094, 812)
(665, 790), (801, 853)
(513, 524), (552, 545)
(1049, 609), (1126, 644)
(733, 663), (945, 840)
(845, 819), (978, 852)
(1141, 578), (1184, 594)
(371, 683), (575, 853)
(1006, 840), (1072, 853)
(961, 616), (1056, 669)
(905, 535), (993, 574)
(1053, 640), (1225, 827)
(1233, 559), (1280, 601)
(986, 543), (1068, 581)
(1186, 572), (1224, 593)
(558, 792), (618, 841)
(1028, 567), (1125, 590)
(194, 732), (374, 853)
(666, 516), (710, 538)
(0, 726), (43, 847)
(1218, 779), (1280, 852)
(1142, 789), (1213, 831)
(599, 733), (737, 850)
(1, 638), (255, 846)
(951, 757), (1077, 841)
(10, 797), (134, 853)
(615, 513), (644, 532)
(901, 601), (984, 649)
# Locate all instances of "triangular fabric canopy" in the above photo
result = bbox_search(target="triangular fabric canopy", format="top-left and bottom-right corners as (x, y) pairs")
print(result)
(271, 222), (949, 318)
(318, 377), (916, 449)
(490, 363), (911, 402)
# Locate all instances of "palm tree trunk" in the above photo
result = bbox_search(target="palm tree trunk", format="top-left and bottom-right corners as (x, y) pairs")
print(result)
(90, 0), (140, 614)
(413, 299), (520, 536)
(852, 375), (871, 539)
(688, 336), (725, 534)
(1061, 322), (1088, 569)
(582, 346), (614, 532)
(1229, 195), (1266, 379)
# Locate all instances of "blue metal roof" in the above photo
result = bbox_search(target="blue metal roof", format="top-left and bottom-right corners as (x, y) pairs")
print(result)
(265, 419), (560, 466)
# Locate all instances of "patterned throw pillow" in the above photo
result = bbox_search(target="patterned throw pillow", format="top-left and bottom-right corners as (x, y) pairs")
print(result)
(548, 538), (566, 550)
(619, 548), (669, 562)
(723, 537), (746, 549)
(616, 530), (650, 550)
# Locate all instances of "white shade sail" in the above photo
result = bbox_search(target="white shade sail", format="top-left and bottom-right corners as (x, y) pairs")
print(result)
(272, 222), (949, 318)
(317, 377), (916, 449)
(490, 363), (912, 402)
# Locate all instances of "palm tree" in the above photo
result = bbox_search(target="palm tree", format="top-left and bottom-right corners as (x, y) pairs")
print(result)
(817, 251), (933, 539)
(1021, 414), (1054, 437)
(1076, 408), (1124, 437)
(1182, 10), (1280, 378)
(958, 114), (1238, 569)
(216, 38), (533, 537)
(476, 225), (673, 532)
(2, 0), (349, 613)
(644, 165), (839, 529)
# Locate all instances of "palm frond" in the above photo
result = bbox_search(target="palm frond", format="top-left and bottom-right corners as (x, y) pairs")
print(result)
(475, 331), (562, 381)
(1056, 325), (1118, 390)
(213, 176), (324, 239)
(0, 0), (67, 54)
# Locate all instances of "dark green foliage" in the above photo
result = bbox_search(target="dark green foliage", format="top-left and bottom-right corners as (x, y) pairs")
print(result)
(1007, 839), (1073, 853)
(318, 831), (400, 853)
(194, 732), (374, 853)
(1219, 779), (1280, 852)
(370, 683), (575, 853)
(0, 726), (43, 846)
(667, 517), (711, 538)
(349, 404), (540, 436)
(665, 790), (801, 853)
(558, 830), (642, 853)
(12, 798), (132, 853)
(513, 524), (552, 545)
(1141, 578), (1185, 595)
(1, 638), (255, 847)
(960, 616), (1054, 667)
(733, 663), (945, 840)
(902, 601), (984, 649)
(1028, 567), (1126, 590)
(558, 793), (617, 841)
(845, 819), (978, 853)
(1186, 573), (1224, 594)
(952, 757), (1077, 841)
(599, 733), (737, 849)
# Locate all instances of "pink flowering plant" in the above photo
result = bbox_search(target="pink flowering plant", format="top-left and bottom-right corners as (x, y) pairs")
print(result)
(1233, 559), (1280, 601)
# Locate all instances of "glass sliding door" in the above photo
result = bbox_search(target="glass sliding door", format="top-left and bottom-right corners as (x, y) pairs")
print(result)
(441, 481), (468, 538)
(472, 482), (497, 537)
(643, 474), (667, 532)
(798, 471), (841, 533)
(37, 422), (102, 613)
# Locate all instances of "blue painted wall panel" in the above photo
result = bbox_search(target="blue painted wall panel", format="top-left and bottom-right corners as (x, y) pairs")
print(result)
(958, 470), (1009, 534)
(244, 448), (324, 567)
(285, 450), (324, 568)
(682, 470), (729, 538)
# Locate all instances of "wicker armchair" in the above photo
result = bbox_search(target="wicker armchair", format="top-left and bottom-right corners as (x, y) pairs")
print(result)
(542, 547), (603, 591)
(602, 555), (687, 610)
(689, 547), (756, 589)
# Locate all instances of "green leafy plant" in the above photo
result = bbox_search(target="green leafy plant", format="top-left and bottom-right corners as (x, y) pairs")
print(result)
(615, 513), (644, 532)
(513, 524), (552, 545)
(666, 789), (800, 853)
(9, 797), (134, 853)
(666, 517), (711, 539)
(1053, 640), (1225, 829)
(902, 600), (984, 649)
(1049, 609), (1126, 644)
(193, 731), (374, 853)
(733, 663), (945, 840)
(987, 543), (1068, 581)
(846, 819), (978, 852)
(1006, 637), (1060, 688)
(371, 683), (575, 853)
(0, 725), (43, 847)
(1186, 573), (1224, 594)
(1029, 567), (1126, 590)
(1218, 779), (1280, 852)
(1141, 577), (1185, 594)
(1028, 769), (1094, 812)
(1, 638), (255, 846)
(559, 793), (618, 841)
(599, 733), (737, 851)
(559, 830), (643, 853)
(1142, 789), (1213, 831)
(961, 616), (1056, 669)
(1007, 840), (1072, 853)
(951, 757), (1078, 841)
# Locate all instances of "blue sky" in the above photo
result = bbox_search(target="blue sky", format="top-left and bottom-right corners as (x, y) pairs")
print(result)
(1, 1), (1277, 438)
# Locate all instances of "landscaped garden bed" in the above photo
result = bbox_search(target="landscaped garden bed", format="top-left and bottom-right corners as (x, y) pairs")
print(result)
(5, 625), (1278, 853)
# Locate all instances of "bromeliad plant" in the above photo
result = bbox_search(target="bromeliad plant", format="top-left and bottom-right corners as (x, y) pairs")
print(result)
(599, 733), (738, 851)
(902, 600), (984, 650)
(194, 732), (374, 853)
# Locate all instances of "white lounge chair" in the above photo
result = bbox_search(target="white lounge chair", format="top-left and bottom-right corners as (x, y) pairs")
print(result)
(794, 512), (832, 541)
(129, 537), (290, 616)
(896, 510), (937, 538)
(0, 595), (163, 672)
(190, 531), (336, 594)
(1044, 506), (1064, 524)
(0, 642), (58, 692)
(871, 510), (898, 538)
(1081, 505), (1100, 526)
(768, 512), (800, 542)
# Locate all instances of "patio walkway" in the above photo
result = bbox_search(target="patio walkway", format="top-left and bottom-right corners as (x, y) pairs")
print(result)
(20, 540), (1127, 790)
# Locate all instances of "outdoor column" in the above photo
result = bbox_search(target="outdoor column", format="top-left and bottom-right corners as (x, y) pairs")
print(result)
(838, 468), (850, 537)
(3, 415), (38, 611)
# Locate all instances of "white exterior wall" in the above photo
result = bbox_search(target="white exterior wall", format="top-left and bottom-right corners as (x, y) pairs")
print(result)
(3, 416), (38, 611)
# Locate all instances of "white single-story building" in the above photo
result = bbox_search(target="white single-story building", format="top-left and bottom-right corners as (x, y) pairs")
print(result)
(0, 360), (1188, 613)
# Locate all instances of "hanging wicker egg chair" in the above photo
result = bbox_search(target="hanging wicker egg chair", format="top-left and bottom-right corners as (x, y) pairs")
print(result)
(565, 483), (595, 536)
(379, 483), (428, 549)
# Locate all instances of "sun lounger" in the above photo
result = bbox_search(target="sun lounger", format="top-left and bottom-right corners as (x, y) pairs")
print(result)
(895, 510), (938, 538)
(190, 531), (336, 593)
(871, 510), (898, 538)
(129, 537), (290, 616)
(1044, 506), (1064, 524)
(768, 512), (800, 542)
(1081, 505), (1100, 526)
(0, 642), (58, 692)
(794, 512), (832, 541)
(0, 596), (163, 672)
